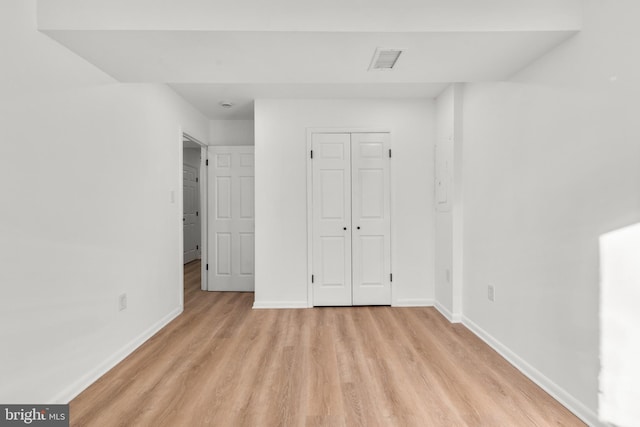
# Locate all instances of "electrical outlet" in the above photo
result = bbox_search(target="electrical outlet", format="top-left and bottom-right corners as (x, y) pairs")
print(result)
(118, 293), (127, 311)
(488, 285), (495, 302)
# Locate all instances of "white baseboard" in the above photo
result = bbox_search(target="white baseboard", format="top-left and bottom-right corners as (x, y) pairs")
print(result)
(252, 301), (309, 309)
(393, 298), (434, 307)
(51, 306), (183, 404)
(462, 316), (606, 427)
(434, 301), (462, 323)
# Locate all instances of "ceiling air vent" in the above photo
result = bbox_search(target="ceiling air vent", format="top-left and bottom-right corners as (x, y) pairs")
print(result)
(369, 48), (404, 71)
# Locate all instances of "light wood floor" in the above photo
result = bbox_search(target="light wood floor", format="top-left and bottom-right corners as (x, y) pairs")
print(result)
(70, 260), (585, 426)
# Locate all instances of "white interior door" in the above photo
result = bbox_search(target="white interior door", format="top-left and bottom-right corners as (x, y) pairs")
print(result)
(208, 146), (255, 291)
(183, 164), (199, 264)
(311, 132), (391, 306)
(351, 133), (391, 305)
(312, 133), (352, 306)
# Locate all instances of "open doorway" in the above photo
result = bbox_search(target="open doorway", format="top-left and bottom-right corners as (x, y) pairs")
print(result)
(182, 133), (208, 292)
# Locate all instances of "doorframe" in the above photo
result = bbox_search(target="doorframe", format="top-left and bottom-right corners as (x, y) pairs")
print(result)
(305, 128), (393, 308)
(181, 132), (209, 292)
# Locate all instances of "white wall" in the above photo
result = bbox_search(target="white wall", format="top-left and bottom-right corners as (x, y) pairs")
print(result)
(254, 99), (435, 307)
(460, 0), (640, 424)
(434, 86), (455, 316)
(599, 223), (640, 427)
(209, 120), (254, 146)
(434, 84), (465, 322)
(0, 0), (209, 403)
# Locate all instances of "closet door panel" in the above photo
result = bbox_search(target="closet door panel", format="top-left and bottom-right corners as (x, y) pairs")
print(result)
(351, 133), (392, 305)
(312, 133), (352, 306)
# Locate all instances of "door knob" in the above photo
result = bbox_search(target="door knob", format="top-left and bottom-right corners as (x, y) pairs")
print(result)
(343, 227), (347, 230)
(357, 226), (360, 230)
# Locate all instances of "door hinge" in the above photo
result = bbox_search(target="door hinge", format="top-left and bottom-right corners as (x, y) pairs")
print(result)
(389, 149), (392, 158)
(311, 274), (314, 283)
(196, 211), (199, 216)
(206, 264), (209, 271)
(310, 150), (313, 159)
(206, 159), (209, 166)
(196, 245), (199, 250)
(196, 177), (198, 183)
(390, 273), (393, 282)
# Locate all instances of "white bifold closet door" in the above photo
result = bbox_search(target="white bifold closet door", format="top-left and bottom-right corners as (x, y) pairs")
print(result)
(312, 132), (391, 306)
(208, 146), (255, 291)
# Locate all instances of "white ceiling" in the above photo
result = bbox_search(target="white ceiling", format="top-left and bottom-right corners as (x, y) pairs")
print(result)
(44, 31), (576, 84)
(38, 0), (582, 120)
(37, 0), (582, 32)
(169, 83), (450, 120)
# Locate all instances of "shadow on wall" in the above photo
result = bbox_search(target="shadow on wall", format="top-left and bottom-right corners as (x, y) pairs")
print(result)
(599, 222), (640, 427)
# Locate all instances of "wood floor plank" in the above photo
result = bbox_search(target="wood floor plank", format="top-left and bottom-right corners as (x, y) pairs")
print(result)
(70, 260), (586, 426)
(307, 322), (344, 417)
